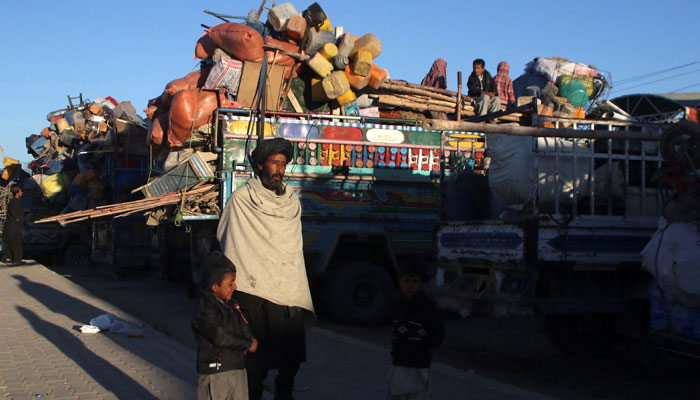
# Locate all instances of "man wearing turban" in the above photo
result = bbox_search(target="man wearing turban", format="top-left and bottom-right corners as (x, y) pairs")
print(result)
(217, 137), (313, 400)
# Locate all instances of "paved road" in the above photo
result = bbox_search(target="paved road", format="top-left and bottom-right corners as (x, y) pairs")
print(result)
(0, 261), (555, 399)
(0, 261), (195, 399)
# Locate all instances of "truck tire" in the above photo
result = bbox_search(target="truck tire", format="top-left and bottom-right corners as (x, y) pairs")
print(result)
(63, 244), (90, 267)
(544, 314), (618, 356)
(325, 261), (396, 326)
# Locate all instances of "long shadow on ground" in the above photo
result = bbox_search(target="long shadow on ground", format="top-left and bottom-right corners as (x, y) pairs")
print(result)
(12, 274), (195, 387)
(17, 306), (158, 399)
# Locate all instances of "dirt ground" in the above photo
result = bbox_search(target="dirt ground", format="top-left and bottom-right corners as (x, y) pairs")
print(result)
(51, 265), (700, 400)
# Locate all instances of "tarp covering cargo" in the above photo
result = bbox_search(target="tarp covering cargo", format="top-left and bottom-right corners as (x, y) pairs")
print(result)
(486, 134), (620, 206)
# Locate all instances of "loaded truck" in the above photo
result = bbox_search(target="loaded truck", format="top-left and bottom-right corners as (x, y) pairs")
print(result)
(430, 115), (700, 361)
(148, 108), (486, 325)
(0, 157), (92, 267)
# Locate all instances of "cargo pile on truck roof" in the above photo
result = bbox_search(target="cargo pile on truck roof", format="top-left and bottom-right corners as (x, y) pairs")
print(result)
(30, 1), (633, 226)
(144, 0), (535, 152)
(32, 1), (487, 224)
(6, 95), (148, 220)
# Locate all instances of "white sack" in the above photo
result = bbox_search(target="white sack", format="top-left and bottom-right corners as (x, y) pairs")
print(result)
(487, 134), (620, 206)
(641, 217), (700, 308)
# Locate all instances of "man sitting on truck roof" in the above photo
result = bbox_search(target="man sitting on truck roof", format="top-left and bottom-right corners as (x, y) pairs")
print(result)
(216, 137), (314, 400)
(467, 58), (501, 118)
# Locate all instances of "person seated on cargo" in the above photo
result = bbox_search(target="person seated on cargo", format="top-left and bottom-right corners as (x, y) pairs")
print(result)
(467, 59), (501, 117)
(494, 61), (515, 108)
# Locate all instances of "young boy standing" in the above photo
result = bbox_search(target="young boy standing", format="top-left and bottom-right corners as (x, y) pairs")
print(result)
(192, 251), (258, 400)
(388, 261), (445, 400)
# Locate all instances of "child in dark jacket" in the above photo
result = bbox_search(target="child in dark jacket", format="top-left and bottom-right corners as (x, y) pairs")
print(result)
(388, 260), (445, 400)
(192, 251), (258, 400)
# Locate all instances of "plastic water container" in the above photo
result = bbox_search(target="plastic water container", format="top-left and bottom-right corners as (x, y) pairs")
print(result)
(368, 64), (388, 89)
(285, 15), (307, 41)
(317, 43), (338, 59)
(560, 75), (594, 96)
(310, 78), (328, 101)
(336, 89), (356, 106)
(351, 33), (382, 58)
(268, 2), (298, 32)
(321, 71), (350, 99)
(337, 33), (356, 58)
(344, 65), (370, 90)
(351, 50), (372, 76)
(559, 79), (589, 108)
(332, 55), (349, 70)
(308, 53), (333, 77)
(304, 28), (336, 55)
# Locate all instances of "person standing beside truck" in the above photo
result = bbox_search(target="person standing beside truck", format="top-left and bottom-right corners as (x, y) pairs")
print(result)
(3, 185), (23, 264)
(216, 138), (314, 400)
(192, 251), (258, 400)
(467, 58), (501, 117)
(387, 260), (445, 400)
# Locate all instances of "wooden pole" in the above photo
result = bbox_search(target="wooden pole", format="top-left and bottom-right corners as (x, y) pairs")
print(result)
(254, 0), (266, 19)
(388, 94), (474, 112)
(262, 45), (309, 61)
(422, 119), (663, 140)
(36, 185), (215, 224)
(456, 72), (462, 121)
(378, 82), (457, 103)
(384, 79), (469, 100)
(370, 95), (474, 116)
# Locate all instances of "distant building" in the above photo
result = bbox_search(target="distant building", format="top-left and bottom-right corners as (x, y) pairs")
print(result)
(607, 92), (700, 123)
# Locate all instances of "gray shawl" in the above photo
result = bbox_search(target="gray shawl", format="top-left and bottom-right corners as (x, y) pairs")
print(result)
(216, 176), (314, 312)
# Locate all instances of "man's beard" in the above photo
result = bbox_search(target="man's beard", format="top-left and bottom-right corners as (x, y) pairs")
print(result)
(260, 171), (284, 194)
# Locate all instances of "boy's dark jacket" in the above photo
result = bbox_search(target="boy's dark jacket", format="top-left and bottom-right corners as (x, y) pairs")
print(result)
(467, 70), (496, 97)
(192, 291), (253, 374)
(390, 291), (445, 368)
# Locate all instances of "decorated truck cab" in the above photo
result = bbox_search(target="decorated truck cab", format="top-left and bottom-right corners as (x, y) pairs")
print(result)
(181, 109), (485, 325)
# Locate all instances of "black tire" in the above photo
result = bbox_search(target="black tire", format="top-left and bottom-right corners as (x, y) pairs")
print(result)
(325, 261), (397, 326)
(63, 244), (91, 267)
(544, 314), (618, 357)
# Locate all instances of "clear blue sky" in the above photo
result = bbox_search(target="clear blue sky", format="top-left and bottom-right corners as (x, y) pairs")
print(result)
(1, 0), (699, 164)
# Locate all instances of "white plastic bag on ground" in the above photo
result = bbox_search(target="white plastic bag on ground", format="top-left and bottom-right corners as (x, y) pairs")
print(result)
(80, 325), (100, 334)
(641, 217), (700, 307)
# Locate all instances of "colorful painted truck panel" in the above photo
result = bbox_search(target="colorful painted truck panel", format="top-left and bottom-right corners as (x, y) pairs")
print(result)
(201, 111), (487, 325)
